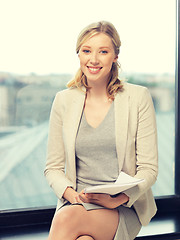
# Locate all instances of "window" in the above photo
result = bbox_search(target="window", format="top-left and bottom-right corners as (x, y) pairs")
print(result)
(0, 0), (176, 211)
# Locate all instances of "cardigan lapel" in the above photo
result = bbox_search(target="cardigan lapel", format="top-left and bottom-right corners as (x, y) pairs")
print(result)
(64, 89), (86, 185)
(69, 91), (86, 152)
(114, 89), (129, 173)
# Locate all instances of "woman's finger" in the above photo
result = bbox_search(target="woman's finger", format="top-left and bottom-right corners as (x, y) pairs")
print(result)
(75, 195), (83, 203)
(86, 193), (103, 200)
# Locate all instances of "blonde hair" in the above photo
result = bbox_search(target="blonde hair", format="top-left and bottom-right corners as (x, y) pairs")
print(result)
(67, 21), (123, 99)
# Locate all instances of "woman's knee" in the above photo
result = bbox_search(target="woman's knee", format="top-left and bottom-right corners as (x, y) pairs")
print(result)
(48, 206), (83, 239)
(76, 236), (94, 240)
(52, 205), (84, 231)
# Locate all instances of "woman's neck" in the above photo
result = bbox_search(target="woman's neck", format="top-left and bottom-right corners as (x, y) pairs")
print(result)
(86, 86), (111, 103)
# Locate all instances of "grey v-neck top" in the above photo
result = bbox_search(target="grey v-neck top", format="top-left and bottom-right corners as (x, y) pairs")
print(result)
(75, 102), (119, 192)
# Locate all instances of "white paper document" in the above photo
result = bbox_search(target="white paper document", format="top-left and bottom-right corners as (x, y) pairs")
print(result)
(84, 172), (144, 195)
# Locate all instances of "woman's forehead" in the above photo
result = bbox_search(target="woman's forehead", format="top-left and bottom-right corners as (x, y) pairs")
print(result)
(81, 33), (114, 48)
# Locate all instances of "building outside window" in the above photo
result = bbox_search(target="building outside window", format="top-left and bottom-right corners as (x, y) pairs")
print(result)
(0, 0), (176, 210)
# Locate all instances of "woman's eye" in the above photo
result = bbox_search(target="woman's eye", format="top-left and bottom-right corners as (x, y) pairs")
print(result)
(101, 50), (108, 54)
(83, 49), (90, 53)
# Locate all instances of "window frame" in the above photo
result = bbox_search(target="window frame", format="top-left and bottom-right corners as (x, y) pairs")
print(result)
(0, 0), (179, 231)
(175, 0), (180, 197)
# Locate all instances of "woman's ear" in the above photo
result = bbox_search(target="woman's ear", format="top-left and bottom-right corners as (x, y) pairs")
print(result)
(113, 55), (118, 63)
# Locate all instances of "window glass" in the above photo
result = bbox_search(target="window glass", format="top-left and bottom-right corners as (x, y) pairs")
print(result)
(0, 0), (176, 210)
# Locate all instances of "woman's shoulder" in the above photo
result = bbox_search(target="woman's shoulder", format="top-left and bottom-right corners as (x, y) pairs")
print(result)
(55, 87), (85, 99)
(118, 82), (152, 106)
(123, 81), (148, 94)
(121, 82), (154, 113)
(51, 87), (85, 113)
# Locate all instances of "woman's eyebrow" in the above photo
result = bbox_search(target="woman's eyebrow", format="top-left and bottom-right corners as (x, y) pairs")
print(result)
(81, 45), (91, 48)
(99, 46), (111, 49)
(82, 46), (111, 49)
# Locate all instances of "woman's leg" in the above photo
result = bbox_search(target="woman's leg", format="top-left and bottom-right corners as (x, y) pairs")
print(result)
(48, 205), (119, 240)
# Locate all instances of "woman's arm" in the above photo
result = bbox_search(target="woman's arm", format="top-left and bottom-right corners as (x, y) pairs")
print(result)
(123, 87), (158, 207)
(44, 92), (74, 200)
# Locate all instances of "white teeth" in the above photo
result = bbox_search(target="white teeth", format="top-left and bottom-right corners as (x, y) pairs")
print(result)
(88, 67), (101, 72)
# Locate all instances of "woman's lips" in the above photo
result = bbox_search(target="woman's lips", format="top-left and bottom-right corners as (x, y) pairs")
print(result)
(87, 66), (102, 74)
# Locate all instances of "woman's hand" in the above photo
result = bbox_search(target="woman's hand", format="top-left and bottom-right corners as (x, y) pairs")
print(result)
(63, 187), (83, 204)
(79, 190), (129, 209)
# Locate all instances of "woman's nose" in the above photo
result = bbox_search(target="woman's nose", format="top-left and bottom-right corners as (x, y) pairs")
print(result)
(90, 52), (99, 65)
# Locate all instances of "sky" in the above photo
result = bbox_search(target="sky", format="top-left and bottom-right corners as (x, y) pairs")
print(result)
(0, 0), (176, 75)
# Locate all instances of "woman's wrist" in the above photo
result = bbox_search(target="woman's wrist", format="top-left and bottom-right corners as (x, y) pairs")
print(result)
(63, 186), (82, 204)
(111, 193), (129, 207)
(63, 186), (76, 203)
(117, 193), (129, 204)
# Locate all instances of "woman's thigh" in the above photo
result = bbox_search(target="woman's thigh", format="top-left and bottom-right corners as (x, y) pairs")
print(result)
(56, 205), (119, 240)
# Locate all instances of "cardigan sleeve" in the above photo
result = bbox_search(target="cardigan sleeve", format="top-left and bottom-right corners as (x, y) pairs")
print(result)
(44, 92), (73, 200)
(123, 87), (158, 207)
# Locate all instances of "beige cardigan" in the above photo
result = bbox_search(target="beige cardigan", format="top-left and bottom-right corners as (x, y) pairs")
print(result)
(44, 82), (158, 226)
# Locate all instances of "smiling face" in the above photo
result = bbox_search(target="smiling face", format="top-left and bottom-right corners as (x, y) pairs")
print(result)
(78, 33), (118, 86)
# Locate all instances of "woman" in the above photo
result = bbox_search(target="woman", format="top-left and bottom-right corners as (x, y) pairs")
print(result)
(44, 21), (158, 240)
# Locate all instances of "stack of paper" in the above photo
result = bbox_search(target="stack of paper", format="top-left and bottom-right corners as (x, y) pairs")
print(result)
(84, 172), (144, 195)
